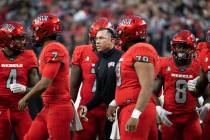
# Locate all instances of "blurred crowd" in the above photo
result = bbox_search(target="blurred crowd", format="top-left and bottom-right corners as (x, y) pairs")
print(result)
(0, 0), (209, 56)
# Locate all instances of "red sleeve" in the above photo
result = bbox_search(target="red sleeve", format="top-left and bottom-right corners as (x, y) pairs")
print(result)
(131, 44), (157, 65)
(158, 57), (166, 76)
(28, 50), (38, 69)
(44, 43), (65, 63)
(71, 46), (83, 65)
(42, 63), (61, 79)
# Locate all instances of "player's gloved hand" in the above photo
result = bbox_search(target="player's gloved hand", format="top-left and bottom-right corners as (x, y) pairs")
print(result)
(187, 76), (200, 91)
(79, 105), (88, 121)
(10, 83), (26, 94)
(107, 100), (117, 122)
(156, 106), (173, 127)
(200, 103), (210, 121)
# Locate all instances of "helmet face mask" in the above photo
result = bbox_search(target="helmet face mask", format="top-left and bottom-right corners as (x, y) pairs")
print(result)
(171, 30), (196, 63)
(10, 35), (26, 50)
(172, 43), (194, 60)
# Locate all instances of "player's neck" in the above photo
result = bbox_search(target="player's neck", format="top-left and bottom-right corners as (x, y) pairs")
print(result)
(2, 47), (21, 60)
(174, 58), (191, 69)
(3, 47), (15, 56)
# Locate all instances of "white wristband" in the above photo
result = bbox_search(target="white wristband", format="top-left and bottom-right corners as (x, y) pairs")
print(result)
(109, 100), (117, 106)
(131, 109), (142, 119)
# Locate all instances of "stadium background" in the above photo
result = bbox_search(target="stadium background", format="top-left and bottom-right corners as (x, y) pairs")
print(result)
(0, 0), (209, 57)
(0, 0), (209, 140)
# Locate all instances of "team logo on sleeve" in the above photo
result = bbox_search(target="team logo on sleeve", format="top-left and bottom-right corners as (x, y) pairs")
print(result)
(205, 57), (208, 62)
(85, 56), (90, 61)
(166, 66), (171, 71)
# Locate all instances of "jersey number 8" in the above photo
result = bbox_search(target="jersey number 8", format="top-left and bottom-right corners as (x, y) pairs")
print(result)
(175, 79), (187, 103)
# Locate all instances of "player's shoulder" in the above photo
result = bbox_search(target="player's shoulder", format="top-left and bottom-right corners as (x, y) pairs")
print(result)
(45, 41), (66, 51)
(192, 57), (201, 64)
(159, 56), (171, 63)
(129, 43), (158, 58)
(43, 41), (68, 56)
(74, 44), (93, 53)
(132, 42), (157, 52)
(75, 44), (92, 49)
(22, 50), (36, 56)
(18, 50), (37, 61)
(197, 42), (208, 49)
(160, 56), (173, 67)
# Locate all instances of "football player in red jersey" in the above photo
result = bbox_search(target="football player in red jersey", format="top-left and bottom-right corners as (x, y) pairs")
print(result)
(114, 15), (159, 140)
(154, 30), (202, 140)
(187, 26), (210, 140)
(18, 13), (74, 140)
(0, 22), (39, 140)
(71, 18), (114, 140)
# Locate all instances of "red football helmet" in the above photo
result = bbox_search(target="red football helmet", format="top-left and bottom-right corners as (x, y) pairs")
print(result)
(0, 21), (26, 50)
(171, 30), (196, 60)
(117, 15), (147, 46)
(89, 17), (114, 45)
(31, 13), (61, 42)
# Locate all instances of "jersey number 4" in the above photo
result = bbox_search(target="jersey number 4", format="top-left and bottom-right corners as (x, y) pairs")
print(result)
(175, 79), (187, 103)
(6, 69), (17, 88)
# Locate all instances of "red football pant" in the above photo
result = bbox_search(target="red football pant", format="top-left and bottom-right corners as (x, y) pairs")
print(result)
(73, 105), (106, 140)
(162, 112), (202, 140)
(119, 102), (158, 140)
(24, 102), (74, 140)
(202, 111), (210, 140)
(0, 108), (32, 140)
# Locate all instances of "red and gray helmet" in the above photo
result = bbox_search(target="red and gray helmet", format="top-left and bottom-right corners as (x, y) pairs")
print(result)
(0, 21), (26, 50)
(31, 13), (61, 42)
(171, 30), (196, 60)
(89, 17), (114, 45)
(116, 15), (147, 46)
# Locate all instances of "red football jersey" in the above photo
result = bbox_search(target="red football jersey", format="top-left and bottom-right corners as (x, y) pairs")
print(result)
(115, 43), (158, 106)
(71, 45), (99, 105)
(196, 42), (208, 61)
(0, 50), (37, 108)
(199, 48), (210, 82)
(39, 41), (71, 104)
(160, 56), (200, 114)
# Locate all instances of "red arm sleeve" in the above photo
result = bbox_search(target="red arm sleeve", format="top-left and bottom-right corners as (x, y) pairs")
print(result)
(131, 44), (157, 65)
(44, 43), (65, 64)
(71, 46), (83, 65)
(42, 63), (61, 80)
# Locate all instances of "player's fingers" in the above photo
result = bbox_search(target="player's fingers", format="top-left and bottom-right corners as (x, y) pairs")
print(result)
(166, 111), (173, 115)
(81, 115), (88, 121)
(163, 117), (173, 127)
